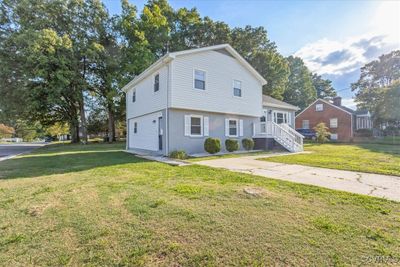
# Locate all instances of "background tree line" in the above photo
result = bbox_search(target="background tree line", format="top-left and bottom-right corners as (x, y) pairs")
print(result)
(2, 0), (395, 142)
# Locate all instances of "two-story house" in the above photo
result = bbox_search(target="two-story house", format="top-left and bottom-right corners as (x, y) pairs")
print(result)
(295, 97), (373, 141)
(123, 44), (303, 155)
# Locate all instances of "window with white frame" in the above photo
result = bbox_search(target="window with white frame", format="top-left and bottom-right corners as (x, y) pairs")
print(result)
(132, 89), (136, 102)
(330, 133), (338, 140)
(330, 118), (338, 128)
(133, 122), (137, 133)
(194, 69), (206, 90)
(302, 120), (309, 129)
(228, 119), (238, 136)
(190, 116), (202, 135)
(233, 80), (242, 97)
(154, 73), (159, 92)
(273, 111), (289, 124)
(315, 103), (323, 111)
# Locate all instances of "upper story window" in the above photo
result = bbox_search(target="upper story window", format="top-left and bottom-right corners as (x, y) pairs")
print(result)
(194, 69), (206, 90)
(233, 80), (242, 97)
(330, 118), (338, 128)
(154, 74), (159, 92)
(132, 89), (136, 102)
(315, 103), (323, 111)
(228, 119), (238, 137)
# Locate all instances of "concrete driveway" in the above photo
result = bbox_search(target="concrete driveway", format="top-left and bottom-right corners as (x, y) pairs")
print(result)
(196, 155), (400, 202)
(0, 143), (46, 161)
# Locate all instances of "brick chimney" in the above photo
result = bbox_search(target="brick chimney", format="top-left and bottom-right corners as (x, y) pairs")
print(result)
(333, 96), (342, 106)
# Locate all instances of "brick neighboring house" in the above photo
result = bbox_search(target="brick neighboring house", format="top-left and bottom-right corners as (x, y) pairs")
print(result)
(295, 97), (372, 141)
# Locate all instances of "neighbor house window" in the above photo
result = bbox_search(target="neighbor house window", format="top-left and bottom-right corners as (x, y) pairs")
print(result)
(194, 69), (206, 90)
(133, 122), (137, 133)
(228, 119), (238, 136)
(302, 120), (309, 129)
(316, 103), (323, 111)
(154, 73), (159, 92)
(233, 80), (242, 97)
(330, 118), (338, 128)
(330, 133), (338, 140)
(190, 116), (202, 135)
(132, 89), (136, 102)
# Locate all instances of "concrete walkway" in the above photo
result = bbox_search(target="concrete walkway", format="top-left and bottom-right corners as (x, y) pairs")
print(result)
(196, 155), (400, 202)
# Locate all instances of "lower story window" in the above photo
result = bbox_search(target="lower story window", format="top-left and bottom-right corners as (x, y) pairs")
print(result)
(229, 119), (238, 136)
(191, 117), (202, 135)
(133, 122), (137, 133)
(302, 120), (309, 129)
(330, 133), (338, 140)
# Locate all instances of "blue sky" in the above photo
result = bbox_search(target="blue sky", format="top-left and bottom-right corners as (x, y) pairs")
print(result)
(104, 0), (400, 108)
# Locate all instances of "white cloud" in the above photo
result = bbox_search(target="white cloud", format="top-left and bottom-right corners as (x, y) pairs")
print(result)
(294, 1), (400, 76)
(295, 34), (398, 76)
(341, 98), (357, 109)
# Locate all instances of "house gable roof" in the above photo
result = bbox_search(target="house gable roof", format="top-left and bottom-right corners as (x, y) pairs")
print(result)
(262, 95), (299, 111)
(122, 44), (267, 92)
(296, 98), (354, 118)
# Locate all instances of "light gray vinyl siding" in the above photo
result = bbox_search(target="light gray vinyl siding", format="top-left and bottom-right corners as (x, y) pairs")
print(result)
(126, 65), (168, 119)
(170, 50), (262, 117)
(262, 105), (296, 128)
(168, 108), (257, 154)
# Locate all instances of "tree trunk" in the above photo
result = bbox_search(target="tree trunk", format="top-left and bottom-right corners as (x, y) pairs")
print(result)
(70, 119), (79, 143)
(107, 105), (115, 143)
(79, 93), (88, 144)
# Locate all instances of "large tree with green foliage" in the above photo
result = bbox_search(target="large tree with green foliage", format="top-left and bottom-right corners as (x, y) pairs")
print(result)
(312, 73), (337, 99)
(351, 50), (400, 123)
(283, 56), (317, 109)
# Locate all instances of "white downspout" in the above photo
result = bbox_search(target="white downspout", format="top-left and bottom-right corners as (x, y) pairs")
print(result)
(126, 93), (129, 150)
(165, 61), (170, 156)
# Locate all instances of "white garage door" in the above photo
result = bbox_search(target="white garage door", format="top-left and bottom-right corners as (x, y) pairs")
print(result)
(129, 112), (161, 151)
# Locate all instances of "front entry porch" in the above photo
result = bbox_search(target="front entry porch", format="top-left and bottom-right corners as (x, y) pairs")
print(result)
(252, 121), (304, 152)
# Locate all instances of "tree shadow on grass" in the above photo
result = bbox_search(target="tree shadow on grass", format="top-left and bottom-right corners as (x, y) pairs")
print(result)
(353, 143), (400, 157)
(0, 150), (148, 180)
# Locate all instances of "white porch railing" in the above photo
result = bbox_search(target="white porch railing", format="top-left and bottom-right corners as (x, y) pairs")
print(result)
(253, 121), (303, 152)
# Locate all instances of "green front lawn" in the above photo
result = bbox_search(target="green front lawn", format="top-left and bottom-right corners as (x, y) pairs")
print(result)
(0, 143), (399, 266)
(261, 143), (400, 176)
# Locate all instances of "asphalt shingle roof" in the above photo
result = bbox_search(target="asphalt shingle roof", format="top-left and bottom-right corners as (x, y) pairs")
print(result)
(262, 95), (299, 110)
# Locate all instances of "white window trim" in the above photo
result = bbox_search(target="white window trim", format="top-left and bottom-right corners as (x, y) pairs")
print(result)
(153, 73), (160, 93)
(330, 118), (338, 128)
(227, 118), (239, 137)
(316, 103), (323, 111)
(273, 110), (290, 124)
(193, 68), (206, 90)
(233, 79), (242, 98)
(302, 120), (310, 129)
(189, 115), (203, 137)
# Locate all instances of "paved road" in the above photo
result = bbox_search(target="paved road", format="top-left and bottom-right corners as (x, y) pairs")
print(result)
(0, 143), (46, 161)
(196, 154), (400, 202)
